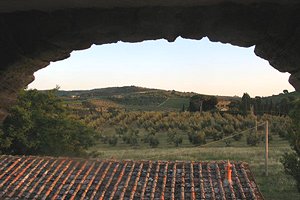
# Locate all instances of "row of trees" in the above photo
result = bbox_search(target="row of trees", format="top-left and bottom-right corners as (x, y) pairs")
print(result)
(237, 92), (296, 116)
(187, 92), (297, 116)
(188, 95), (218, 112)
(76, 102), (292, 148)
(79, 106), (292, 139)
(99, 120), (277, 148)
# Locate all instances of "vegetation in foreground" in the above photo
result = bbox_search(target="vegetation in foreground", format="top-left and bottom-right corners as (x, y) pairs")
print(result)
(0, 87), (299, 199)
(0, 89), (97, 156)
(281, 99), (300, 192)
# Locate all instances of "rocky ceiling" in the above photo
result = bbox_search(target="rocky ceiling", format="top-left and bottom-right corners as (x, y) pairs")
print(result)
(1, 0), (300, 121)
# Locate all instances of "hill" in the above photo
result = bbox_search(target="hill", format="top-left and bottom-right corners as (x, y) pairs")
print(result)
(57, 86), (198, 98)
(56, 86), (240, 111)
(54, 86), (299, 112)
(262, 91), (300, 103)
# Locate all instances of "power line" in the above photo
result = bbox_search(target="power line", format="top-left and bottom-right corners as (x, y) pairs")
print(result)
(201, 122), (266, 147)
(147, 122), (267, 159)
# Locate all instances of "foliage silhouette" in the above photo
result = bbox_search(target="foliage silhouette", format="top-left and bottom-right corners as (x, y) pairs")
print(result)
(0, 89), (96, 156)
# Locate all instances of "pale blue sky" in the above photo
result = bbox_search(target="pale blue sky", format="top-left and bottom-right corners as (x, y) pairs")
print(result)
(28, 37), (294, 97)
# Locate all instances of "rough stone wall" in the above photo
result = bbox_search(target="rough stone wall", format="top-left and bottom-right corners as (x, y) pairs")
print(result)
(0, 1), (300, 121)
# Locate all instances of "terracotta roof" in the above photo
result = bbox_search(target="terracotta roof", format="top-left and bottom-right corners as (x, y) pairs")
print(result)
(0, 155), (263, 199)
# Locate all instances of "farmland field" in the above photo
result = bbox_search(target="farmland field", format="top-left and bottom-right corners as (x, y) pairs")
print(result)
(61, 86), (300, 199)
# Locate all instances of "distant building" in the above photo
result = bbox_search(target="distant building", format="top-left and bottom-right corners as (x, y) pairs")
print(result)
(71, 95), (79, 99)
(216, 100), (231, 111)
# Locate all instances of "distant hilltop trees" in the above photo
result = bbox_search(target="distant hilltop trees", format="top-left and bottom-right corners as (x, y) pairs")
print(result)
(188, 91), (299, 116)
(188, 95), (218, 112)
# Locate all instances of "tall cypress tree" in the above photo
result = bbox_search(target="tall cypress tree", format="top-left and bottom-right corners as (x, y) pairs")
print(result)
(241, 93), (251, 115)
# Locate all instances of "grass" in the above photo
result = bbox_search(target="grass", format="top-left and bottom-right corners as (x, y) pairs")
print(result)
(79, 97), (190, 112)
(157, 97), (189, 109)
(89, 135), (300, 200)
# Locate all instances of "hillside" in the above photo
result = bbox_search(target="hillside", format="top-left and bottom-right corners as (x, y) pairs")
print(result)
(55, 86), (300, 113)
(57, 86), (199, 98)
(58, 86), (195, 111)
(57, 86), (241, 112)
(262, 91), (300, 103)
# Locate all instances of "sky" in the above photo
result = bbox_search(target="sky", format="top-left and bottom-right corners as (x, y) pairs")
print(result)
(28, 37), (294, 97)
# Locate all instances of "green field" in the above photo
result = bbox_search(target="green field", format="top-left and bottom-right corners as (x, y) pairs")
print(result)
(89, 135), (299, 200)
(158, 97), (190, 109)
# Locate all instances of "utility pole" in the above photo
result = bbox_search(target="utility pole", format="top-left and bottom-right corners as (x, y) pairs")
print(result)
(265, 121), (269, 176)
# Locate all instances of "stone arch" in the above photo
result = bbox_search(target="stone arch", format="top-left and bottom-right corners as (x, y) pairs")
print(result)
(1, 0), (300, 120)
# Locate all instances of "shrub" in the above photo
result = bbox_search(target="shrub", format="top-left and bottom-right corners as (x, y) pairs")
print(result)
(188, 131), (206, 145)
(167, 131), (174, 144)
(278, 129), (288, 139)
(213, 132), (223, 141)
(101, 136), (108, 144)
(246, 134), (260, 146)
(108, 135), (118, 146)
(281, 100), (300, 192)
(142, 134), (150, 143)
(148, 127), (156, 135)
(115, 126), (128, 137)
(281, 152), (300, 192)
(149, 135), (159, 148)
(167, 131), (183, 147)
(173, 134), (183, 147)
(122, 129), (139, 146)
(223, 124), (235, 136)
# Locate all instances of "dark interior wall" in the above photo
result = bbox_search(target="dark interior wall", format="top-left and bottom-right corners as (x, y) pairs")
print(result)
(1, 1), (300, 121)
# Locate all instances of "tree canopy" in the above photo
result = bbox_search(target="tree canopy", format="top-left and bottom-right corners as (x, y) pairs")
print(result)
(241, 93), (251, 115)
(188, 95), (218, 112)
(0, 89), (96, 156)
